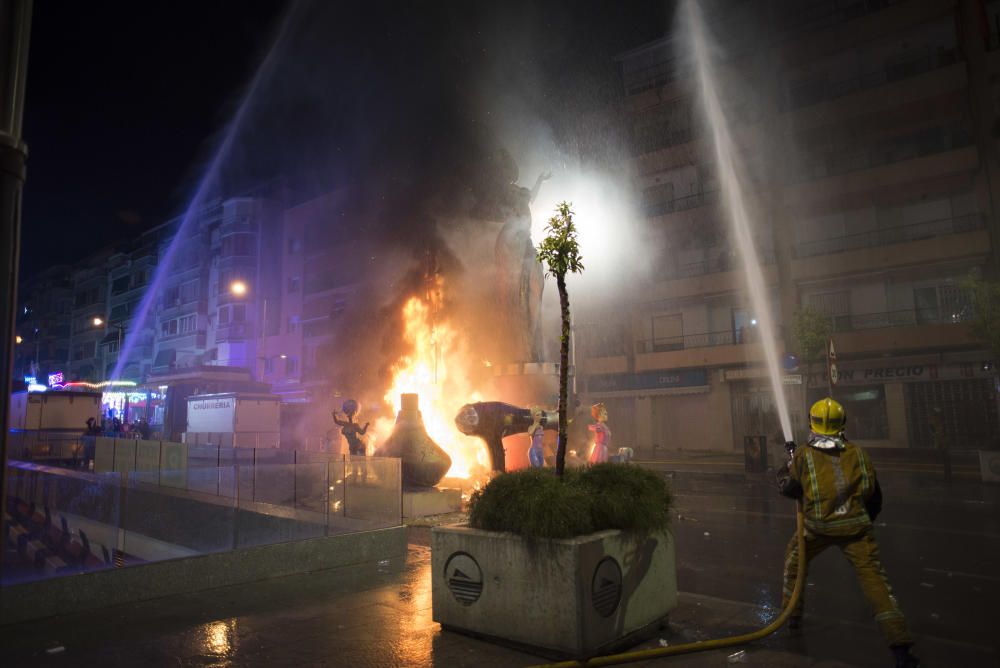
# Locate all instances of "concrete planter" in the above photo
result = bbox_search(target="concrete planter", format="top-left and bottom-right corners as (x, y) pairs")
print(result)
(432, 524), (676, 659)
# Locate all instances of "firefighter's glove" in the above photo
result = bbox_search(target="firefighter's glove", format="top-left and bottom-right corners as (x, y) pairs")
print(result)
(776, 464), (803, 500)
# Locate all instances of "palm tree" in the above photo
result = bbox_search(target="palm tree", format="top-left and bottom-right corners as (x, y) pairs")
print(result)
(537, 201), (584, 478)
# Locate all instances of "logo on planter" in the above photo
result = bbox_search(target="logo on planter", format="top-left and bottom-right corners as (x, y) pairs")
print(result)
(444, 552), (483, 605)
(592, 557), (623, 617)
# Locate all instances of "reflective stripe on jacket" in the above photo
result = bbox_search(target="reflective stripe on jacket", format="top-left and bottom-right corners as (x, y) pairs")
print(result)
(788, 440), (877, 536)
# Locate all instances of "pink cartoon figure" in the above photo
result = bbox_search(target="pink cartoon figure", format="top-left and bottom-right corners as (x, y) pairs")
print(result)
(588, 402), (611, 464)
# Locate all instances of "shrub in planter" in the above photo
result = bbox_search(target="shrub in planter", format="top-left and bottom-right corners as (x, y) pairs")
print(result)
(467, 465), (673, 538)
(433, 464), (677, 658)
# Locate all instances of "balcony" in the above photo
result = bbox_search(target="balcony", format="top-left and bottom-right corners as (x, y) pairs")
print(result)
(792, 225), (989, 281)
(215, 324), (249, 342)
(794, 214), (985, 258)
(824, 308), (975, 355)
(637, 329), (739, 353)
(647, 251), (778, 302)
(784, 145), (979, 209)
(634, 327), (769, 372)
(645, 189), (720, 218)
(784, 48), (959, 112)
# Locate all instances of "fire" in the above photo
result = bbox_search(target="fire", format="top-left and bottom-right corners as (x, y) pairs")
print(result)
(373, 287), (490, 479)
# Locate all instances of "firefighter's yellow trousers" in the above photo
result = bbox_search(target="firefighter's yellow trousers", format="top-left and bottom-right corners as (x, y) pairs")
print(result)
(782, 528), (911, 646)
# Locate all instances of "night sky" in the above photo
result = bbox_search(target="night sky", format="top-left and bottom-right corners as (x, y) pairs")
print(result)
(19, 1), (669, 274)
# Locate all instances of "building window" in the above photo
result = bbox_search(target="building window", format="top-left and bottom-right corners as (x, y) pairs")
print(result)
(232, 304), (246, 322)
(180, 314), (197, 334)
(264, 357), (275, 374)
(161, 319), (178, 337)
(652, 314), (683, 351)
(285, 356), (298, 374)
(111, 276), (131, 295)
(331, 297), (347, 316)
(218, 306), (230, 325)
(288, 238), (301, 253)
(288, 276), (300, 293)
(164, 285), (180, 307)
(807, 291), (850, 331)
(181, 281), (199, 303)
(286, 315), (298, 334)
(222, 233), (254, 257)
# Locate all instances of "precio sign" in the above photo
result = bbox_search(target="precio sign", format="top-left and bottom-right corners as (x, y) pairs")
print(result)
(809, 361), (992, 387)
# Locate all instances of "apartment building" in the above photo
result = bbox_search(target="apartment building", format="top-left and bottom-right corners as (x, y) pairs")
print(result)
(14, 187), (362, 417)
(14, 265), (72, 383)
(594, 0), (999, 453)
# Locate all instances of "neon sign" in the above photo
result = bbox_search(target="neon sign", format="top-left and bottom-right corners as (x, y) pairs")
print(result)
(48, 372), (64, 387)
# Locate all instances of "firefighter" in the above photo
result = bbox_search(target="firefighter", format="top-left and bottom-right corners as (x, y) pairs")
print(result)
(777, 398), (919, 668)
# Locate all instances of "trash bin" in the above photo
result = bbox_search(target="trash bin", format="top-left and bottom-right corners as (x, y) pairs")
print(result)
(743, 435), (768, 473)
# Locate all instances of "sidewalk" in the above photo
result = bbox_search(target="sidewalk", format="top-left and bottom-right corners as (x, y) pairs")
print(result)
(4, 533), (989, 667)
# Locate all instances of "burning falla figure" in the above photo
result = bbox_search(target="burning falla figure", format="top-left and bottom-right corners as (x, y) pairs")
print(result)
(333, 399), (369, 456)
(456, 402), (558, 473)
(588, 402), (611, 465)
(527, 406), (547, 468)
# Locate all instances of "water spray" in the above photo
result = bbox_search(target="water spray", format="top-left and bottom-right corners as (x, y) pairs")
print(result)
(685, 3), (792, 442)
(112, 5), (299, 379)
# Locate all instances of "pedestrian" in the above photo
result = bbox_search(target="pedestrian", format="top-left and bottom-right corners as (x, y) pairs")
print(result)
(777, 398), (919, 668)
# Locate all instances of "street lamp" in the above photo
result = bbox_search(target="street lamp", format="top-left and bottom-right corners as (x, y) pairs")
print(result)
(15, 335), (21, 344)
(229, 280), (248, 297)
(93, 318), (125, 364)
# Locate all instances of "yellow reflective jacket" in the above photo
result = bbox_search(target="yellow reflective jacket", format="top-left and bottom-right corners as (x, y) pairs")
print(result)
(785, 438), (879, 536)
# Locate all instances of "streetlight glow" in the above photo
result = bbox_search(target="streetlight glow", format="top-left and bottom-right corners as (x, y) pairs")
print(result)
(93, 317), (104, 326)
(15, 335), (22, 344)
(230, 280), (248, 297)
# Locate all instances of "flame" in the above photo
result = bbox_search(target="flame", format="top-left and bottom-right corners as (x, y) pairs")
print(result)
(373, 281), (489, 479)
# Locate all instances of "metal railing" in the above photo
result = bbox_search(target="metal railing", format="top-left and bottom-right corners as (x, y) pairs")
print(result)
(645, 189), (720, 218)
(788, 124), (974, 184)
(794, 214), (985, 258)
(636, 328), (744, 353)
(827, 307), (972, 333)
(666, 245), (776, 279)
(785, 47), (957, 111)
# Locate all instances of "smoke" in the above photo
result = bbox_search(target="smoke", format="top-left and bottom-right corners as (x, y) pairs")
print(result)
(148, 1), (669, 444)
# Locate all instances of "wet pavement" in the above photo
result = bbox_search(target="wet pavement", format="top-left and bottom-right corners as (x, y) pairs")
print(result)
(0, 469), (996, 667)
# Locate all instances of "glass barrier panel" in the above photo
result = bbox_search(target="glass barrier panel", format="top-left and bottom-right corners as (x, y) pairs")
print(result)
(338, 456), (402, 531)
(2, 463), (121, 584)
(123, 469), (236, 562)
(234, 464), (327, 549)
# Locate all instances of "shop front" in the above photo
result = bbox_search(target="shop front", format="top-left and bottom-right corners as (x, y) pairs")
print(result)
(805, 357), (997, 450)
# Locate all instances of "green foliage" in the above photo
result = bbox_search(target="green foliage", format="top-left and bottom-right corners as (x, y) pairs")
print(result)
(963, 276), (1000, 358)
(792, 305), (832, 362)
(468, 465), (673, 539)
(536, 201), (585, 478)
(536, 201), (585, 279)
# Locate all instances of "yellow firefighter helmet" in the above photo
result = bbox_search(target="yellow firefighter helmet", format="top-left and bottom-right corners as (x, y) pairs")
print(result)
(809, 397), (846, 436)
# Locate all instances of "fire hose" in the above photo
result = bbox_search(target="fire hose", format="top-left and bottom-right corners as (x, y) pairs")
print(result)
(531, 505), (806, 668)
